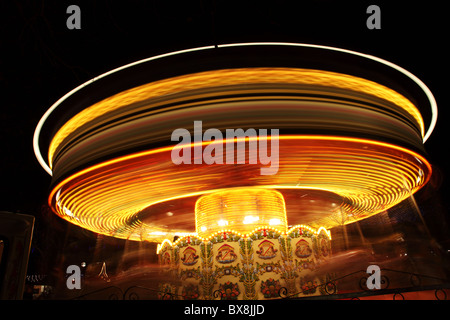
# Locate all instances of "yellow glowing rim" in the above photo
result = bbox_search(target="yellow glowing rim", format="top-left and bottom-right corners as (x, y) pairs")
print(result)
(34, 42), (438, 177)
(49, 135), (431, 242)
(47, 67), (425, 170)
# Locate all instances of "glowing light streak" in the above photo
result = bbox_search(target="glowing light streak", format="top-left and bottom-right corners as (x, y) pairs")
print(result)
(48, 135), (430, 242)
(34, 43), (437, 176)
(219, 42), (437, 142)
(47, 68), (424, 170)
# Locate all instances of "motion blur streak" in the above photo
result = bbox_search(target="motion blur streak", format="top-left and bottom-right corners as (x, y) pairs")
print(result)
(49, 136), (431, 242)
(47, 68), (424, 169)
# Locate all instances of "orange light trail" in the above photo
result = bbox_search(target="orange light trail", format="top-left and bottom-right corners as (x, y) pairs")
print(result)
(49, 135), (431, 242)
(47, 67), (425, 169)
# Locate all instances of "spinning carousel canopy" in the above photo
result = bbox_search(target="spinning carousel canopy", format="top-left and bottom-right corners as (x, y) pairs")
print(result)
(34, 43), (436, 242)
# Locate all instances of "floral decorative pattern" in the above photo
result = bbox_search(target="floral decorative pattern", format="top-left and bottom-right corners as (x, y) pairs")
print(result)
(182, 284), (200, 300)
(260, 278), (281, 298)
(300, 277), (318, 295)
(158, 283), (176, 300)
(158, 227), (333, 299)
(217, 281), (240, 300)
(320, 238), (330, 257)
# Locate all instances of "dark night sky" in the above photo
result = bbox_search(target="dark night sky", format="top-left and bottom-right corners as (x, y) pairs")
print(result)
(1, 1), (449, 275)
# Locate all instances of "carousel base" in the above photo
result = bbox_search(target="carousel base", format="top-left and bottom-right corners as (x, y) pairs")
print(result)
(157, 225), (334, 300)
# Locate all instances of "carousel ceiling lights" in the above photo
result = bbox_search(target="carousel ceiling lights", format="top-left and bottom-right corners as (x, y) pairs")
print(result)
(34, 43), (436, 244)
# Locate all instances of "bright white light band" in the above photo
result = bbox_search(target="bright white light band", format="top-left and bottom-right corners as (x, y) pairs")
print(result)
(33, 42), (438, 176)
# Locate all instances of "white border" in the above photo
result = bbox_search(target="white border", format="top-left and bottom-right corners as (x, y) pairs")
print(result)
(33, 42), (438, 176)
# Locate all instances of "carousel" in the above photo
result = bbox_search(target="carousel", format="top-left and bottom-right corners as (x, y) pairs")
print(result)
(34, 43), (436, 299)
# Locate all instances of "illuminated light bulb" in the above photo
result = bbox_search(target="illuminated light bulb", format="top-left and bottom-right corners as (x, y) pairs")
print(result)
(243, 216), (260, 224)
(34, 41), (435, 248)
(269, 218), (281, 226)
(49, 136), (430, 242)
(195, 188), (288, 238)
(158, 222), (331, 252)
(149, 231), (167, 236)
(217, 219), (228, 227)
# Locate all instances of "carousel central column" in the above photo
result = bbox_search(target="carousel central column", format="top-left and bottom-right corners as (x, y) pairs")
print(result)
(157, 188), (333, 300)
